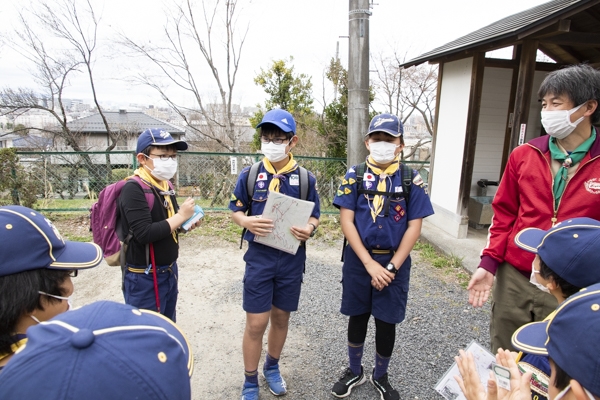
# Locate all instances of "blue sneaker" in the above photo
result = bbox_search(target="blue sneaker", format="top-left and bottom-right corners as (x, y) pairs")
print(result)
(240, 384), (259, 400)
(262, 365), (287, 396)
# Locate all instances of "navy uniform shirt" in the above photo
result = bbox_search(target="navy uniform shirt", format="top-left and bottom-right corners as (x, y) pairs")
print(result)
(229, 162), (321, 242)
(333, 163), (434, 251)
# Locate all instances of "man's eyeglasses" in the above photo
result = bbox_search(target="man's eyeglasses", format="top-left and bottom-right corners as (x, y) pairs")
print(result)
(260, 137), (289, 145)
(145, 154), (178, 161)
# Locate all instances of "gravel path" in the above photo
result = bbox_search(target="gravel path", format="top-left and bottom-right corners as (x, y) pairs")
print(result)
(270, 245), (490, 400)
(67, 227), (491, 400)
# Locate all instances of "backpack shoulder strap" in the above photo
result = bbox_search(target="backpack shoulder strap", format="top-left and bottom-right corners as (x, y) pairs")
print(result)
(129, 175), (156, 211)
(299, 166), (309, 201)
(356, 163), (366, 185)
(401, 164), (413, 203)
(240, 161), (262, 249)
(246, 161), (262, 205)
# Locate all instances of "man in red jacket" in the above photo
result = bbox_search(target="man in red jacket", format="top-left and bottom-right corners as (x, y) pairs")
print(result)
(468, 64), (600, 352)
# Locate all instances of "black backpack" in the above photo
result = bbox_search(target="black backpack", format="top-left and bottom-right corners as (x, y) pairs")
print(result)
(239, 161), (309, 248)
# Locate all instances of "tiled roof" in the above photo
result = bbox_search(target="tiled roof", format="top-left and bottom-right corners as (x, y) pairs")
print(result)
(67, 111), (185, 134)
(401, 0), (599, 68)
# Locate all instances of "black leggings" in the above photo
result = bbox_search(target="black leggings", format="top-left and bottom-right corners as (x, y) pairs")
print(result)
(347, 312), (396, 357)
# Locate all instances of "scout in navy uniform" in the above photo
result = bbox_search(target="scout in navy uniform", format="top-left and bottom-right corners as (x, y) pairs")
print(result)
(331, 113), (434, 400)
(0, 205), (103, 372)
(229, 109), (321, 400)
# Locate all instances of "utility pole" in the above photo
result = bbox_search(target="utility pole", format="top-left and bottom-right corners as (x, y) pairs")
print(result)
(347, 0), (371, 166)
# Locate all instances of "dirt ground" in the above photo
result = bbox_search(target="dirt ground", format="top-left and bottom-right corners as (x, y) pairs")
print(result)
(62, 219), (343, 399)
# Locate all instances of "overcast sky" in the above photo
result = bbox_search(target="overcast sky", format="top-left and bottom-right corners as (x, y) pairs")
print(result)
(0, 0), (550, 111)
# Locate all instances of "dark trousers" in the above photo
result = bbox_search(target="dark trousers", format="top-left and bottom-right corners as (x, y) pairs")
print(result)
(490, 262), (557, 352)
(123, 262), (179, 322)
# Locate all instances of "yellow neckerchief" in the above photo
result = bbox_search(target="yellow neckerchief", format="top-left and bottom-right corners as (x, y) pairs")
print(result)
(262, 153), (299, 193)
(0, 335), (27, 362)
(365, 155), (401, 223)
(134, 167), (177, 243)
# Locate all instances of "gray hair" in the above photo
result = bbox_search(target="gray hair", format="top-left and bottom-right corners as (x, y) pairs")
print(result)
(538, 64), (600, 124)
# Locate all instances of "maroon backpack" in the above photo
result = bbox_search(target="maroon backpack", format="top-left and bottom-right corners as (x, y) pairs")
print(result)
(90, 176), (165, 266)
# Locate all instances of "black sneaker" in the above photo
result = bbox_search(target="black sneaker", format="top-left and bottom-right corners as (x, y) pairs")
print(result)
(370, 370), (400, 400)
(331, 366), (367, 398)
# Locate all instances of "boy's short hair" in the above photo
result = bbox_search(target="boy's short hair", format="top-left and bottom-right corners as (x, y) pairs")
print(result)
(511, 282), (600, 397)
(256, 109), (296, 135)
(0, 268), (71, 356)
(259, 124), (294, 140)
(0, 301), (194, 400)
(140, 143), (180, 157)
(538, 257), (580, 298)
(514, 217), (600, 288)
(537, 64), (600, 124)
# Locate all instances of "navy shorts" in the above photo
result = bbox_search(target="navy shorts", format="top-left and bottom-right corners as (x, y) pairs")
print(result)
(340, 246), (411, 324)
(243, 242), (306, 313)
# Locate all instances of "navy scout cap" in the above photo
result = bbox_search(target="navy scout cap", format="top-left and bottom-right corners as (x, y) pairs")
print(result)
(136, 128), (188, 154)
(366, 113), (403, 137)
(0, 205), (103, 277)
(256, 109), (297, 135)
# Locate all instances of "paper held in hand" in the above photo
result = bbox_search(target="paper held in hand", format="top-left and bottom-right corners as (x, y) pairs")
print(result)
(254, 191), (315, 255)
(434, 341), (496, 400)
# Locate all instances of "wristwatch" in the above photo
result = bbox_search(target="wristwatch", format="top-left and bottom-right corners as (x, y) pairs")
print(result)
(309, 223), (318, 237)
(385, 262), (398, 274)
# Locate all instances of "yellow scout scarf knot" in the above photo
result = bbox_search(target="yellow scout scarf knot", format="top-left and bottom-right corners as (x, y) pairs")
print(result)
(134, 168), (177, 243)
(262, 154), (299, 193)
(365, 155), (400, 222)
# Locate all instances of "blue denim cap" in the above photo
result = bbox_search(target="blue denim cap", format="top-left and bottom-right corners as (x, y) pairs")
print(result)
(0, 301), (194, 400)
(511, 282), (600, 397)
(256, 109), (296, 135)
(136, 128), (188, 154)
(366, 113), (403, 137)
(514, 217), (600, 288)
(0, 206), (103, 277)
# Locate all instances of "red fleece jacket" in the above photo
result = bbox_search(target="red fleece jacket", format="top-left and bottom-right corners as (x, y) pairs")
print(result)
(480, 132), (600, 275)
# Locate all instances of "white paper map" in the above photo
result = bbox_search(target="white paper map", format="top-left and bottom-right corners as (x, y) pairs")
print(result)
(434, 341), (496, 400)
(254, 191), (315, 254)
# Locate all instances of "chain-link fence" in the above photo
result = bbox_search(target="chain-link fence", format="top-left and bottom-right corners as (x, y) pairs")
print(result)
(12, 151), (429, 213)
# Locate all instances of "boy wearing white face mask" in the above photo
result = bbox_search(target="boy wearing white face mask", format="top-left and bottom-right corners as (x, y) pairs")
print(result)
(229, 109), (321, 400)
(331, 113), (433, 400)
(118, 128), (198, 322)
(468, 64), (600, 354)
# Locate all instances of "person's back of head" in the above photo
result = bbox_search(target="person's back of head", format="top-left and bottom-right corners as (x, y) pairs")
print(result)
(512, 282), (600, 398)
(0, 300), (194, 399)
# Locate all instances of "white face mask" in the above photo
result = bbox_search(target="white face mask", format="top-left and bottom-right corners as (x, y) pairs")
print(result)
(369, 141), (400, 164)
(145, 156), (178, 181)
(554, 384), (595, 400)
(529, 267), (550, 293)
(261, 140), (291, 163)
(541, 103), (586, 140)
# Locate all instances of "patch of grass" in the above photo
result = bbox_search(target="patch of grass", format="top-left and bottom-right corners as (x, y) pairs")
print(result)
(414, 241), (469, 288)
(186, 211), (241, 243)
(63, 233), (93, 242)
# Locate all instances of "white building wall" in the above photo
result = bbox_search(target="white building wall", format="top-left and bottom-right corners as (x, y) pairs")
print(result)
(470, 67), (513, 197)
(428, 57), (474, 238)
